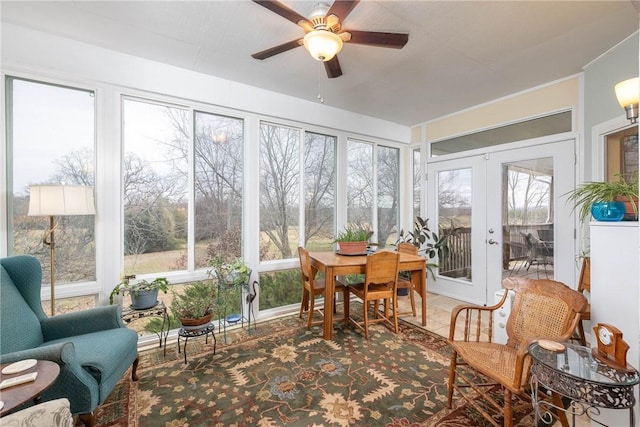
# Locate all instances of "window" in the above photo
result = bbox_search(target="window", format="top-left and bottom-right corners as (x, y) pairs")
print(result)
(122, 98), (189, 275)
(377, 146), (399, 248)
(303, 132), (336, 250)
(6, 77), (96, 285)
(413, 147), (421, 220)
(347, 141), (373, 227)
(258, 125), (336, 311)
(259, 122), (300, 261)
(347, 140), (400, 248)
(194, 111), (244, 268)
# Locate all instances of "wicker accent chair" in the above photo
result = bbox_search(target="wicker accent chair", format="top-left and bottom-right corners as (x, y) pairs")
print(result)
(340, 251), (400, 339)
(395, 243), (418, 317)
(447, 277), (587, 427)
(575, 256), (591, 346)
(297, 246), (349, 329)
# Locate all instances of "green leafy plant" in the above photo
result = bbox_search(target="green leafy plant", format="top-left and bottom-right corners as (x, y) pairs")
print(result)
(210, 256), (251, 286)
(170, 280), (216, 320)
(109, 275), (170, 304)
(397, 217), (449, 279)
(334, 224), (374, 242)
(566, 175), (638, 222)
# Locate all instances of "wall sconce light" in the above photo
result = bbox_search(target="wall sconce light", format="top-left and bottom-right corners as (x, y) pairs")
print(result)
(615, 77), (639, 124)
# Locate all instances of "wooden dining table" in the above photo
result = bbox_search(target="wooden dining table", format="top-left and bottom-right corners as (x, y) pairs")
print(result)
(309, 250), (427, 340)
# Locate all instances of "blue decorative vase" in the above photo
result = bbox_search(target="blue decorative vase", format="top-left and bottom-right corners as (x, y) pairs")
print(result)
(590, 201), (625, 221)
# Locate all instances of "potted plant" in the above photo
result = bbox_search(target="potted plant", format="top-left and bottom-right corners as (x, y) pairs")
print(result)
(334, 224), (374, 255)
(109, 275), (170, 309)
(210, 256), (251, 287)
(396, 217), (449, 280)
(566, 175), (638, 222)
(170, 280), (216, 329)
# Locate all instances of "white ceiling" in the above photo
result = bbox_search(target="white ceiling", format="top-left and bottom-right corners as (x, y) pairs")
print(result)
(2, 1), (638, 127)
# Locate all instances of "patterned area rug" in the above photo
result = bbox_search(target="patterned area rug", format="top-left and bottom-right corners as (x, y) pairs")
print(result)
(95, 313), (535, 426)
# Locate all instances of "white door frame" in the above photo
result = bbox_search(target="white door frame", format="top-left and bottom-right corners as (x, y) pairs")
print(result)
(426, 135), (576, 305)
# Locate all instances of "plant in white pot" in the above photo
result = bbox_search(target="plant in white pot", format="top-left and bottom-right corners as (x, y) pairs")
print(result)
(109, 275), (170, 309)
(210, 256), (251, 288)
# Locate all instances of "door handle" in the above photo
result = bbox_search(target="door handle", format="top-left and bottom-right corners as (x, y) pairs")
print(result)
(488, 239), (499, 245)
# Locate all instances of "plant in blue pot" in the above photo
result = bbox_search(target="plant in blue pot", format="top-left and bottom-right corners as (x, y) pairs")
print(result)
(567, 175), (638, 222)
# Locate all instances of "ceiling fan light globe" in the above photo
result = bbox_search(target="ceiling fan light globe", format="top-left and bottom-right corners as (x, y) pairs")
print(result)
(303, 30), (343, 62)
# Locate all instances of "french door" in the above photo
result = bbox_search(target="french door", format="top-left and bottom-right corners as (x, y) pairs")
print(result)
(426, 139), (575, 305)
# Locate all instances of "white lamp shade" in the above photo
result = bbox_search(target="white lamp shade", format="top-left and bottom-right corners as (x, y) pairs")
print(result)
(28, 185), (96, 216)
(614, 77), (639, 108)
(303, 30), (343, 62)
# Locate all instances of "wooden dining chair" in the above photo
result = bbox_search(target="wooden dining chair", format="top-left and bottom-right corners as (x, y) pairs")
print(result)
(396, 242), (418, 317)
(339, 251), (400, 339)
(575, 256), (591, 346)
(297, 246), (349, 330)
(447, 277), (587, 427)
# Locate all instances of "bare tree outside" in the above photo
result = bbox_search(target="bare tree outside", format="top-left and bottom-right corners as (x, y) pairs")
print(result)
(122, 98), (189, 274)
(376, 146), (399, 248)
(259, 123), (300, 261)
(194, 112), (244, 266)
(347, 141), (373, 227)
(8, 77), (96, 285)
(506, 166), (552, 225)
(304, 132), (335, 250)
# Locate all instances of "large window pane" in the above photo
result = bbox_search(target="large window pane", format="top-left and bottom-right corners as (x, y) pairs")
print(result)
(413, 148), (421, 220)
(194, 111), (244, 268)
(377, 146), (399, 248)
(304, 132), (335, 250)
(122, 98), (189, 274)
(259, 122), (300, 261)
(438, 168), (472, 281)
(7, 77), (96, 292)
(347, 141), (373, 227)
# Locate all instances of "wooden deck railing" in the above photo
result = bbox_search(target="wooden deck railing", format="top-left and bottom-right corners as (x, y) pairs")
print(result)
(438, 224), (553, 276)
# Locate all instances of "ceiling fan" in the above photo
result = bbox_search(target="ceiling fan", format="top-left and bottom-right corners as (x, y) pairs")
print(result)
(251, 0), (409, 78)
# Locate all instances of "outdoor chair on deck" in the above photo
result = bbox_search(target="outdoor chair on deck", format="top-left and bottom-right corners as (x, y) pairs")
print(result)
(339, 251), (400, 339)
(447, 277), (587, 427)
(297, 246), (349, 330)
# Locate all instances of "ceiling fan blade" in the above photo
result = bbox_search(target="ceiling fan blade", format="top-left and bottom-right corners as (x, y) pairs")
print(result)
(253, 0), (312, 29)
(324, 56), (343, 79)
(326, 0), (360, 23)
(251, 39), (303, 60)
(344, 30), (409, 48)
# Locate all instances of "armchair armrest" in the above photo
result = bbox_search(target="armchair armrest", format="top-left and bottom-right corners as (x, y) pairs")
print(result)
(1, 342), (100, 414)
(41, 305), (126, 342)
(448, 292), (509, 342)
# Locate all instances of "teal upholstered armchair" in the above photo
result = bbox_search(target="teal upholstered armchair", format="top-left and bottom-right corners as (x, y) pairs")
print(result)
(0, 255), (139, 427)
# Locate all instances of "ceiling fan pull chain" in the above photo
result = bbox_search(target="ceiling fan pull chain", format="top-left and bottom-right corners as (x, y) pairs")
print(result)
(317, 62), (324, 104)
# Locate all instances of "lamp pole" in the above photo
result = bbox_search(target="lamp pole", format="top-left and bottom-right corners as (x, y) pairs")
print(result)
(45, 215), (56, 315)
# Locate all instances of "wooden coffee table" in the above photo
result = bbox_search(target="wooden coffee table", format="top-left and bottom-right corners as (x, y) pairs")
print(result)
(0, 360), (60, 416)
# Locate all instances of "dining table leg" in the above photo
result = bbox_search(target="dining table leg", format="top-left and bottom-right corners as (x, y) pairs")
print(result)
(412, 268), (427, 327)
(323, 266), (335, 340)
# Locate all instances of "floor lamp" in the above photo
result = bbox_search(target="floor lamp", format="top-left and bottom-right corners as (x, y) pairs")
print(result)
(28, 185), (96, 315)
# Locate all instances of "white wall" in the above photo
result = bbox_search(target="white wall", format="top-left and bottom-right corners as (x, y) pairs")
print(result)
(1, 23), (410, 143)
